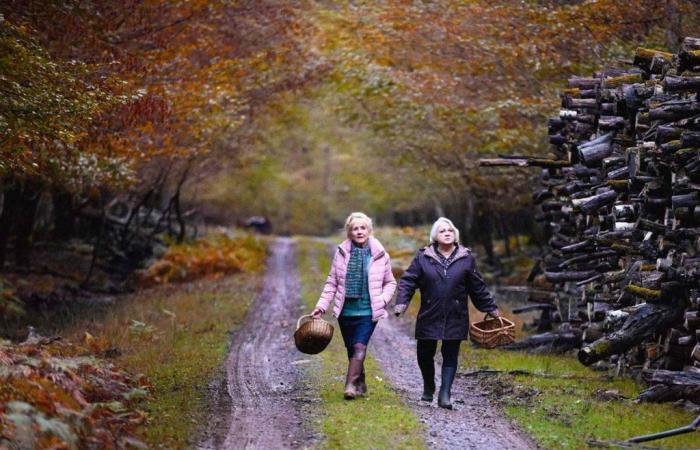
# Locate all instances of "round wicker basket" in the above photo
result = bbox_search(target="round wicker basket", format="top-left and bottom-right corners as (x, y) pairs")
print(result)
(469, 314), (515, 349)
(294, 314), (334, 354)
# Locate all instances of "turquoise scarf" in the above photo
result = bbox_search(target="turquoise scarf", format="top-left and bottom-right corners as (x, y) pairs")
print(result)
(345, 242), (371, 299)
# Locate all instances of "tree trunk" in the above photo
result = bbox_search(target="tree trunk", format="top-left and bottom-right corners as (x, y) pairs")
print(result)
(52, 191), (75, 241)
(504, 329), (582, 353)
(578, 143), (613, 166)
(477, 206), (497, 267)
(578, 302), (685, 366)
(664, 75), (700, 92)
(649, 100), (700, 120)
(0, 185), (21, 269)
(579, 190), (618, 214)
(545, 270), (598, 283)
(664, 0), (682, 51)
(14, 184), (41, 268)
(637, 369), (700, 403)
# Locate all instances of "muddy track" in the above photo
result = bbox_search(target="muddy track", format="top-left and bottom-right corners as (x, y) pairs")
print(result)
(372, 316), (539, 450)
(197, 238), (312, 450)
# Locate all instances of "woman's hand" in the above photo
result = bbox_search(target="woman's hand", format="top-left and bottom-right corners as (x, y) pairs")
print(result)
(487, 309), (501, 318)
(393, 304), (408, 317)
(311, 307), (323, 319)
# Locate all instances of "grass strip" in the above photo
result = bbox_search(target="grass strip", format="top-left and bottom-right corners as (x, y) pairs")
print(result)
(461, 347), (699, 449)
(296, 238), (425, 450)
(64, 271), (262, 449)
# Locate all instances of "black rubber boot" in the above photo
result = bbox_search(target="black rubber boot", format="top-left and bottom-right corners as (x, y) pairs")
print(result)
(420, 367), (435, 402)
(438, 366), (457, 409)
(417, 354), (435, 401)
(421, 380), (435, 402)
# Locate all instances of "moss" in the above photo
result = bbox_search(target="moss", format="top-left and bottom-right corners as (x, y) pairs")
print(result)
(635, 47), (674, 60)
(603, 73), (643, 88)
(461, 347), (698, 449)
(590, 340), (611, 355)
(625, 284), (661, 300)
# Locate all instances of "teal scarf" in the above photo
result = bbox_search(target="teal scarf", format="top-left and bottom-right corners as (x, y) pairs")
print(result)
(345, 242), (371, 299)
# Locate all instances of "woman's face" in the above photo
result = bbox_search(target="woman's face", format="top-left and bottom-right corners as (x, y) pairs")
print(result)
(436, 225), (455, 246)
(349, 221), (369, 245)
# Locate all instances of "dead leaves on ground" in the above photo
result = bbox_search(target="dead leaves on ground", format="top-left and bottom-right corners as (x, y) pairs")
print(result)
(0, 337), (150, 450)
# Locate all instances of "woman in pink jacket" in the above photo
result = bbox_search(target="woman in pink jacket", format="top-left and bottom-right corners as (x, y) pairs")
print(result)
(311, 212), (397, 399)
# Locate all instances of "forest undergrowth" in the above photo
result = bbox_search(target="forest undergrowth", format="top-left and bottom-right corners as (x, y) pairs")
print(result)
(0, 233), (266, 449)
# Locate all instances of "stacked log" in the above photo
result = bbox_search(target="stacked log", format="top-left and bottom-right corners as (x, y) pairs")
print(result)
(481, 37), (700, 391)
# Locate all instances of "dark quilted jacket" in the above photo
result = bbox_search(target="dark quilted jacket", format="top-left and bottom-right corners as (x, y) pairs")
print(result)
(396, 244), (498, 340)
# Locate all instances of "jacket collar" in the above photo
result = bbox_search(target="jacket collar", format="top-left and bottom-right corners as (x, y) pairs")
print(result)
(423, 244), (470, 264)
(338, 237), (386, 260)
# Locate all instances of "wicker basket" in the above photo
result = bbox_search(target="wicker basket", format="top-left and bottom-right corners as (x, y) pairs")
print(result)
(469, 314), (515, 348)
(294, 314), (334, 354)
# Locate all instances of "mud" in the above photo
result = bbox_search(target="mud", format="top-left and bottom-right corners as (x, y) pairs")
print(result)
(372, 315), (539, 450)
(196, 238), (316, 450)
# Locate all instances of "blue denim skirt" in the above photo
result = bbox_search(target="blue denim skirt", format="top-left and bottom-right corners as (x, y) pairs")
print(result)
(338, 315), (376, 357)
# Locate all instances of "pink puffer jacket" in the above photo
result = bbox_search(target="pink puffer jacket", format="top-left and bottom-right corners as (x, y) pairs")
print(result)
(315, 237), (396, 321)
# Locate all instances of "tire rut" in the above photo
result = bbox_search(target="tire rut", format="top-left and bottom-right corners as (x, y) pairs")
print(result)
(197, 238), (312, 450)
(373, 315), (539, 450)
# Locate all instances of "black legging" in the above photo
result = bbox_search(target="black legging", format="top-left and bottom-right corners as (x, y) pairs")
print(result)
(417, 339), (461, 369)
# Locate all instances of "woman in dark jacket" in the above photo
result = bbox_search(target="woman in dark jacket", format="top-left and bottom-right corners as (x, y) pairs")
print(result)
(394, 217), (500, 409)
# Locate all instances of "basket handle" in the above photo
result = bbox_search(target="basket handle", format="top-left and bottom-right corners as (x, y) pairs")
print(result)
(484, 312), (505, 327)
(296, 314), (314, 331)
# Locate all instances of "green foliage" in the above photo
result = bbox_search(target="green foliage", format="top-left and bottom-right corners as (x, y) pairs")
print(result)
(0, 14), (130, 187)
(198, 91), (438, 234)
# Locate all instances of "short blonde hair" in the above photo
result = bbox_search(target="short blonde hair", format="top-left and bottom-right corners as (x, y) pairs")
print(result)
(430, 217), (460, 244)
(345, 212), (373, 238)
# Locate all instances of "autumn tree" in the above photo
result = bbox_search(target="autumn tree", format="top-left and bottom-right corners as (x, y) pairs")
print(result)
(0, 0), (320, 268)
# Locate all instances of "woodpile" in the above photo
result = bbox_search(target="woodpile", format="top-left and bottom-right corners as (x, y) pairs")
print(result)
(481, 37), (700, 401)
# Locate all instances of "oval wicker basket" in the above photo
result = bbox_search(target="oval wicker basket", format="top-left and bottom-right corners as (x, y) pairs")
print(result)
(294, 314), (334, 354)
(469, 314), (515, 349)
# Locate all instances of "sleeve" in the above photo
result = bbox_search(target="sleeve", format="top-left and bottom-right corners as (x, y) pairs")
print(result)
(381, 254), (397, 306)
(395, 253), (423, 307)
(315, 250), (339, 312)
(466, 256), (498, 313)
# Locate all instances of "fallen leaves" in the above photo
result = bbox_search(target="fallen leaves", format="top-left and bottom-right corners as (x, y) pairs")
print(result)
(0, 337), (149, 450)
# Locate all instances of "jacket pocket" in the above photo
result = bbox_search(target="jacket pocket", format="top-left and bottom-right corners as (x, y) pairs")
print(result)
(454, 299), (468, 316)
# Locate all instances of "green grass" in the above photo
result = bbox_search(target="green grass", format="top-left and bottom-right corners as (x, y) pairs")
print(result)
(460, 347), (700, 449)
(65, 273), (263, 449)
(296, 238), (426, 450)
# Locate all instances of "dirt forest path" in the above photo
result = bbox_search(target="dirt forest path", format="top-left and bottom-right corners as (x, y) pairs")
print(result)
(197, 237), (312, 450)
(198, 236), (537, 450)
(372, 316), (539, 450)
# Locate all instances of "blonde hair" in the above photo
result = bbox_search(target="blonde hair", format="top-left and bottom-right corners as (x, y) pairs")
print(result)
(344, 212), (373, 238)
(429, 217), (460, 244)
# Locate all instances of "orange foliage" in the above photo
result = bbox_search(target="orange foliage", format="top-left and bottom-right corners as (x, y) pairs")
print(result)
(1, 0), (319, 190)
(0, 338), (149, 449)
(139, 234), (266, 286)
